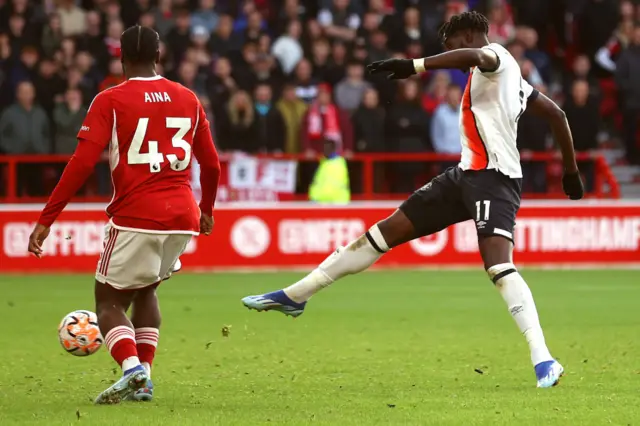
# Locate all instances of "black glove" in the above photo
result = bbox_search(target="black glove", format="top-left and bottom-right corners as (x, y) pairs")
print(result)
(367, 59), (417, 80)
(562, 171), (584, 200)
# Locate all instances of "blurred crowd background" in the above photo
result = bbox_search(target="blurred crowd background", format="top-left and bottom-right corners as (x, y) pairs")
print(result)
(0, 0), (639, 197)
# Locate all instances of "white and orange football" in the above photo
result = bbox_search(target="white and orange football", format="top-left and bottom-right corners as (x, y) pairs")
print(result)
(58, 310), (103, 356)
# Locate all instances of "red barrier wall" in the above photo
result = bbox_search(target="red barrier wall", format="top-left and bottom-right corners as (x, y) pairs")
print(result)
(1, 201), (639, 273)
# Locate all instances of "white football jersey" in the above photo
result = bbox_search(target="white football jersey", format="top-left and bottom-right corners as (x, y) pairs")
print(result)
(458, 42), (535, 178)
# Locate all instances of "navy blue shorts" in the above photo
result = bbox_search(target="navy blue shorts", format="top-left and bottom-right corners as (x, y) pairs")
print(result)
(399, 167), (522, 241)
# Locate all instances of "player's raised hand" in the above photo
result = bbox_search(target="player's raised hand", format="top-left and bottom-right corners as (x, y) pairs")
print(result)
(28, 223), (50, 258)
(200, 213), (214, 236)
(562, 171), (584, 200)
(367, 58), (416, 80)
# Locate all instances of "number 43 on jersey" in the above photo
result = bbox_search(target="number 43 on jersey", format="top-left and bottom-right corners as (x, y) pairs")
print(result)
(128, 117), (192, 173)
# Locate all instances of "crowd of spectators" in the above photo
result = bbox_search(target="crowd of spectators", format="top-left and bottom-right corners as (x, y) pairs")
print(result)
(0, 0), (639, 196)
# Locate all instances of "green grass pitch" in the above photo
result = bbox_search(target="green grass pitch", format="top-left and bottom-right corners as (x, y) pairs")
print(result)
(0, 270), (639, 425)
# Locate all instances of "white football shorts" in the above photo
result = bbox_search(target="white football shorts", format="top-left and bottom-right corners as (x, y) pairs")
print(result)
(95, 222), (191, 290)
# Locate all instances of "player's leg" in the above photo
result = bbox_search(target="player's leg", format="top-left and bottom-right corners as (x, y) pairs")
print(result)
(93, 226), (162, 403)
(126, 234), (191, 401)
(241, 210), (413, 316)
(128, 284), (160, 402)
(96, 282), (140, 372)
(130, 256), (181, 383)
(463, 170), (562, 388)
(480, 236), (562, 388)
(94, 280), (149, 404)
(131, 286), (160, 379)
(242, 168), (470, 316)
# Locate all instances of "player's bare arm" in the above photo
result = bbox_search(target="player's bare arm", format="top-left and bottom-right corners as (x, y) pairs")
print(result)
(526, 91), (585, 200)
(28, 224), (50, 258)
(367, 48), (498, 80)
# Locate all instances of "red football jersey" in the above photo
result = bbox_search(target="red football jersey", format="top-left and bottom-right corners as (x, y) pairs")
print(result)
(75, 76), (216, 234)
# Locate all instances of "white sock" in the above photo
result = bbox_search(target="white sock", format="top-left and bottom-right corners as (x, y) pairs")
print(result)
(122, 356), (141, 372)
(487, 263), (554, 366)
(142, 362), (151, 378)
(104, 326), (141, 374)
(283, 224), (389, 303)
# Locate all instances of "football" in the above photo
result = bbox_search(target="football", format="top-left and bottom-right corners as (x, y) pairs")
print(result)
(58, 310), (103, 356)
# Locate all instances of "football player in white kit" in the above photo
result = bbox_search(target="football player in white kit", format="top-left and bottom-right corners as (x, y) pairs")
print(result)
(242, 11), (584, 388)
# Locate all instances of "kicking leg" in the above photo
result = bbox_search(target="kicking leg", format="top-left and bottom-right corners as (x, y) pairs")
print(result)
(479, 236), (563, 388)
(242, 209), (417, 317)
(242, 168), (469, 317)
(94, 282), (148, 404)
(128, 284), (160, 401)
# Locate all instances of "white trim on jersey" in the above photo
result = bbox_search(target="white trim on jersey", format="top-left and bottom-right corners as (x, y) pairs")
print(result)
(107, 109), (119, 213)
(192, 103), (199, 139)
(128, 75), (163, 81)
(109, 219), (200, 236)
(109, 109), (119, 173)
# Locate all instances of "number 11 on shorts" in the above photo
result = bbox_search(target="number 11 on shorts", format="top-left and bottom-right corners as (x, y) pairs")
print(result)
(475, 200), (491, 221)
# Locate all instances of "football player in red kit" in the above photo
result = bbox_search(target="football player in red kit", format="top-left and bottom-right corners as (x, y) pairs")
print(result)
(28, 25), (220, 404)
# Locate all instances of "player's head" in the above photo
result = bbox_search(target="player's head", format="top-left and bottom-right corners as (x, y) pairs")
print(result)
(120, 25), (160, 76)
(439, 11), (490, 51)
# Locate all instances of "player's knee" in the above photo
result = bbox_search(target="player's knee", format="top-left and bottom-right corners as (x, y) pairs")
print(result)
(486, 262), (518, 285)
(318, 225), (389, 279)
(376, 210), (415, 248)
(478, 235), (513, 270)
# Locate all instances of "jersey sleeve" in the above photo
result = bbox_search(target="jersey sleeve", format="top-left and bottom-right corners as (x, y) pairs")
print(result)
(192, 100), (221, 216)
(479, 43), (510, 75)
(77, 91), (114, 148)
(521, 77), (538, 104)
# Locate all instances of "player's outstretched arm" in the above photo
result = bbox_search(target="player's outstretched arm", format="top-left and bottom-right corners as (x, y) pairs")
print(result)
(29, 92), (113, 257)
(527, 91), (584, 200)
(29, 141), (106, 257)
(367, 49), (498, 80)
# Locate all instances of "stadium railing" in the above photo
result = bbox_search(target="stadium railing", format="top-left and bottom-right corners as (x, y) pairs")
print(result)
(0, 151), (620, 203)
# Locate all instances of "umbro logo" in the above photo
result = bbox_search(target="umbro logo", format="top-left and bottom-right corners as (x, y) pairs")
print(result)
(476, 220), (486, 229)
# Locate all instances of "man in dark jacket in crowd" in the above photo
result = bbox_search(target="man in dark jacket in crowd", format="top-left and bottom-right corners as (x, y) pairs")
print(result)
(564, 80), (600, 191)
(254, 83), (286, 152)
(0, 80), (50, 155)
(615, 23), (640, 165)
(53, 88), (87, 154)
(0, 80), (51, 196)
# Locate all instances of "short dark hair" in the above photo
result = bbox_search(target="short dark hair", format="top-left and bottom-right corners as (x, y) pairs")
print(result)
(120, 25), (159, 65)
(438, 11), (489, 44)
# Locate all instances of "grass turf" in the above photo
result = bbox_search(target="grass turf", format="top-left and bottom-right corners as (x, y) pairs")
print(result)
(0, 270), (638, 425)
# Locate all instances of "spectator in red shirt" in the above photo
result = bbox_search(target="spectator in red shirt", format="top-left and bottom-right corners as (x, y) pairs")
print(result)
(104, 19), (124, 59)
(422, 70), (450, 115)
(301, 83), (352, 155)
(99, 58), (125, 93)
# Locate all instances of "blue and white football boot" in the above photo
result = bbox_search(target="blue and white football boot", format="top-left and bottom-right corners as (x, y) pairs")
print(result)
(242, 290), (306, 318)
(94, 365), (148, 404)
(128, 378), (154, 402)
(535, 360), (564, 388)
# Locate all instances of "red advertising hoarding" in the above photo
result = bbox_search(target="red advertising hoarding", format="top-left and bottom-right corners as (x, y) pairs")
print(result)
(1, 201), (639, 273)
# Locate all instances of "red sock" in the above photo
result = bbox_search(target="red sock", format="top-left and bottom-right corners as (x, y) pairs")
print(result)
(135, 327), (159, 368)
(104, 326), (138, 367)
